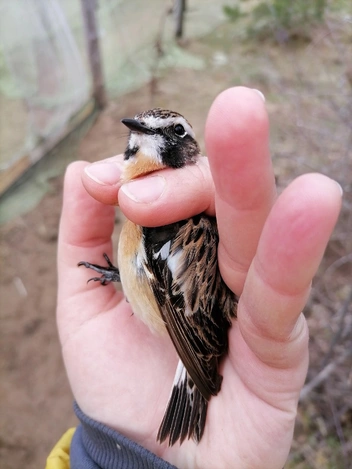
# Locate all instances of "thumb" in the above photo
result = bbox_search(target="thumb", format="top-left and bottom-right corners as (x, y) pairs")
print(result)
(57, 161), (122, 346)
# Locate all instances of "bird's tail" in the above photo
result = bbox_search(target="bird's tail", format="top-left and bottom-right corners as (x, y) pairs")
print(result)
(157, 361), (208, 446)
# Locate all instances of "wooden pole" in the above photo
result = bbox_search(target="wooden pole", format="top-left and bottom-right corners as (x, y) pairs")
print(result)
(81, 0), (107, 108)
(174, 0), (186, 39)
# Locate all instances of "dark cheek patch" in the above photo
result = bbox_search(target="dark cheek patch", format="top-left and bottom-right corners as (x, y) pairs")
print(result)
(161, 145), (186, 168)
(160, 135), (200, 167)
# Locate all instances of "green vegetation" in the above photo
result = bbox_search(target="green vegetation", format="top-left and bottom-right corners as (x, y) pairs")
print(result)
(223, 0), (328, 40)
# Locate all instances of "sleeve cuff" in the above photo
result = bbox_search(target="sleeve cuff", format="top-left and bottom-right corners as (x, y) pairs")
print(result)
(70, 402), (178, 469)
(46, 428), (76, 469)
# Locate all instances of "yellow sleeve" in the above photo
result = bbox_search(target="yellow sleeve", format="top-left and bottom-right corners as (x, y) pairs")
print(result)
(45, 428), (76, 469)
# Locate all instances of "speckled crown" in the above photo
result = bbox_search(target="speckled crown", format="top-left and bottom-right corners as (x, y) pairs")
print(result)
(134, 108), (193, 128)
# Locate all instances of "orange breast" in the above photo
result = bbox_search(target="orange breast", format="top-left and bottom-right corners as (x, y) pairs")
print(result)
(118, 219), (166, 334)
(122, 151), (165, 182)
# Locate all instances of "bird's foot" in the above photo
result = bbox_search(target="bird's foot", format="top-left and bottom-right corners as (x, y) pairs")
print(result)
(78, 253), (120, 285)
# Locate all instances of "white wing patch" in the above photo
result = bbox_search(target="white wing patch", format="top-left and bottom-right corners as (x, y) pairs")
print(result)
(153, 240), (172, 260)
(166, 248), (183, 277)
(166, 248), (193, 318)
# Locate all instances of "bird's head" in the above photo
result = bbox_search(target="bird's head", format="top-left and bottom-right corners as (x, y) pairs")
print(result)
(121, 108), (200, 181)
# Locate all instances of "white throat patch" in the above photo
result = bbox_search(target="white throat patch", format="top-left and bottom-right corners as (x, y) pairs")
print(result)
(128, 132), (165, 164)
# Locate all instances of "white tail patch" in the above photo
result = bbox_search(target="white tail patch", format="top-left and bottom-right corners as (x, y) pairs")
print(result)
(173, 359), (187, 387)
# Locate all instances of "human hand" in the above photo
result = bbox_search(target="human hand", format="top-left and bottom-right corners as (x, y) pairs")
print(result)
(57, 87), (341, 468)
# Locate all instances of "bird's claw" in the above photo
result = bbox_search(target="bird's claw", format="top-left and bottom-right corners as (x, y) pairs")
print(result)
(78, 253), (121, 284)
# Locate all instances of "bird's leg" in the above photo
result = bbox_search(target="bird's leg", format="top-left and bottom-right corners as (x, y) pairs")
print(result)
(78, 253), (120, 285)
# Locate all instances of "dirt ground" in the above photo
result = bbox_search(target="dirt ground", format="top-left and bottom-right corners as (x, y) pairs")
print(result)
(1, 18), (352, 469)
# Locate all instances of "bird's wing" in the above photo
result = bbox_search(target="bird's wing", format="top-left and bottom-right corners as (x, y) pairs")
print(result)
(143, 214), (237, 401)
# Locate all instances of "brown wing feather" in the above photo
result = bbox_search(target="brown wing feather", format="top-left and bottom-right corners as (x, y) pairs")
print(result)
(143, 215), (237, 400)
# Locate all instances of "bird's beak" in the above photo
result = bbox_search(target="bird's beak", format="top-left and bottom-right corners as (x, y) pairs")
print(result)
(121, 118), (156, 135)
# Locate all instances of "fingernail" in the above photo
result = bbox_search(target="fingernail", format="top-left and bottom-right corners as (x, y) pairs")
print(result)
(335, 180), (343, 196)
(84, 162), (122, 185)
(252, 89), (266, 102)
(121, 175), (166, 203)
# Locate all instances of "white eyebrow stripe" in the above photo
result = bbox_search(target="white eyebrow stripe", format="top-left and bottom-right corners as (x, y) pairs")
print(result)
(143, 115), (195, 139)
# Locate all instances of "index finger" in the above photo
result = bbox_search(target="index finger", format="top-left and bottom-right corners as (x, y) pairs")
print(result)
(205, 87), (276, 295)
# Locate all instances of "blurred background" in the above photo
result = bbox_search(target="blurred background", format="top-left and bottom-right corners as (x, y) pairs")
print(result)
(0, 1), (351, 467)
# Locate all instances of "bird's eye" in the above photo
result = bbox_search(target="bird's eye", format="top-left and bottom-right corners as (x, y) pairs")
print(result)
(174, 124), (186, 136)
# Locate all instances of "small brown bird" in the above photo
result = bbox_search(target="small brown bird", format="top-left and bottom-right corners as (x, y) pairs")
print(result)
(78, 108), (238, 446)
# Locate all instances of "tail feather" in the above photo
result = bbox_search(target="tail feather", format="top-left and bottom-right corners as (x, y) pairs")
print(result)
(157, 361), (208, 446)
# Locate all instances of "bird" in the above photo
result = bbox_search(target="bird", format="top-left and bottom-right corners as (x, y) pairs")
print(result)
(78, 108), (238, 446)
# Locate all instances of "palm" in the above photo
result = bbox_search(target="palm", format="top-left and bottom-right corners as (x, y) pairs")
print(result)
(58, 274), (297, 468)
(57, 88), (341, 469)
